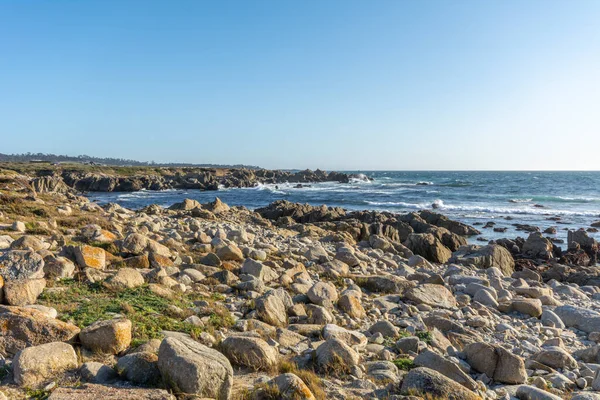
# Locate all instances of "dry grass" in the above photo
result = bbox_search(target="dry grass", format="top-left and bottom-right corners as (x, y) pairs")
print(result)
(278, 359), (326, 400)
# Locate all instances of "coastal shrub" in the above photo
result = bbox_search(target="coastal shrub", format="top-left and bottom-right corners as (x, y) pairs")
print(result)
(416, 330), (433, 344)
(392, 357), (416, 371)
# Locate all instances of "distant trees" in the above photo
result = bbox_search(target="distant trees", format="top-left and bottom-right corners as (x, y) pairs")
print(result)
(0, 153), (260, 169)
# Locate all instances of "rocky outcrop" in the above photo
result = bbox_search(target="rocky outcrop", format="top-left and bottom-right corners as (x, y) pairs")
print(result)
(58, 167), (352, 192)
(450, 244), (515, 276)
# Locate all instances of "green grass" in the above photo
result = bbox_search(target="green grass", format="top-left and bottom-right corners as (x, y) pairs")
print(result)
(38, 280), (234, 343)
(25, 388), (51, 400)
(416, 330), (433, 344)
(392, 357), (416, 371)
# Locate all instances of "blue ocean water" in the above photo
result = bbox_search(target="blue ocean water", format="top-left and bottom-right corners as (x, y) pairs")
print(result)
(88, 171), (600, 244)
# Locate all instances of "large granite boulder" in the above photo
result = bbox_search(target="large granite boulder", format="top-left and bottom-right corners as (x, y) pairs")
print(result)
(158, 336), (233, 399)
(450, 244), (515, 276)
(0, 305), (80, 356)
(13, 342), (78, 388)
(404, 233), (452, 263)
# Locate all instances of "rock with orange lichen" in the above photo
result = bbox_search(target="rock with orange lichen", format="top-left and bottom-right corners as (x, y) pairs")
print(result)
(79, 318), (132, 354)
(268, 373), (316, 400)
(0, 305), (80, 357)
(74, 245), (107, 270)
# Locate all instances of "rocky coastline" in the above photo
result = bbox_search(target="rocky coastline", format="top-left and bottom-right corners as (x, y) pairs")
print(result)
(0, 163), (355, 193)
(1, 168), (600, 399)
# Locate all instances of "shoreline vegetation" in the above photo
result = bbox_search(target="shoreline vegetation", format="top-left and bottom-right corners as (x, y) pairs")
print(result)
(1, 163), (600, 399)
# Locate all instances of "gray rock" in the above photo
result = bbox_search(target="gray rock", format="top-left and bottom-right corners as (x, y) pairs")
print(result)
(555, 305), (600, 333)
(450, 244), (515, 276)
(157, 336), (233, 398)
(404, 283), (456, 309)
(79, 361), (118, 383)
(220, 335), (278, 371)
(13, 342), (78, 388)
(117, 351), (161, 385)
(400, 367), (481, 400)
(0, 250), (45, 280)
(516, 385), (563, 400)
(414, 349), (477, 390)
(315, 338), (360, 371)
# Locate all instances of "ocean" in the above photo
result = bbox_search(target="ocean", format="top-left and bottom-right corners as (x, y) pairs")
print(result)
(87, 171), (600, 244)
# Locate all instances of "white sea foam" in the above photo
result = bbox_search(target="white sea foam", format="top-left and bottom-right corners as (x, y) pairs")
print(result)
(366, 200), (600, 217)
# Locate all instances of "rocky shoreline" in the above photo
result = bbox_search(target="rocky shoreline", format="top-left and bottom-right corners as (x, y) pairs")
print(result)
(0, 163), (355, 193)
(2, 169), (600, 399)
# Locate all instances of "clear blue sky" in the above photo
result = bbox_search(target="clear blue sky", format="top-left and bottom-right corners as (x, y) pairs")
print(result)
(1, 1), (599, 170)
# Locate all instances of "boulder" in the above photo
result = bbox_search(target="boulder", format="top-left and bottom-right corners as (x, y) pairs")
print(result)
(216, 244), (244, 261)
(10, 235), (46, 251)
(464, 342), (526, 384)
(338, 293), (366, 319)
(323, 324), (368, 349)
(13, 342), (78, 387)
(168, 199), (201, 210)
(0, 305), (80, 356)
(510, 298), (542, 318)
(404, 233), (452, 263)
(315, 337), (360, 371)
(255, 291), (288, 327)
(400, 367), (481, 400)
(220, 335), (278, 371)
(157, 336), (233, 398)
(450, 244), (515, 276)
(554, 305), (600, 333)
(74, 245), (106, 270)
(268, 373), (316, 400)
(516, 385), (563, 400)
(80, 318), (132, 354)
(3, 278), (46, 306)
(404, 283), (457, 309)
(307, 281), (338, 307)
(532, 347), (577, 369)
(413, 349), (477, 390)
(522, 232), (554, 259)
(103, 268), (145, 291)
(116, 352), (161, 385)
(0, 250), (45, 280)
(44, 256), (76, 280)
(79, 361), (119, 383)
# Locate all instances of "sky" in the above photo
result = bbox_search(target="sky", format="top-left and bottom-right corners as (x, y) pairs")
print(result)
(1, 0), (600, 170)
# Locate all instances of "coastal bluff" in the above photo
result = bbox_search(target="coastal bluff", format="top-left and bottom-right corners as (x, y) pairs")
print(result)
(0, 162), (354, 193)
